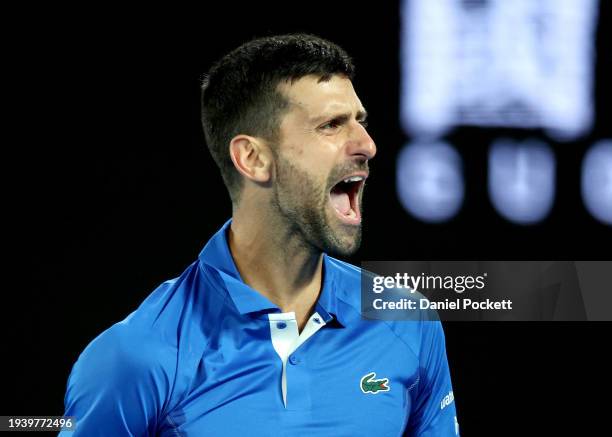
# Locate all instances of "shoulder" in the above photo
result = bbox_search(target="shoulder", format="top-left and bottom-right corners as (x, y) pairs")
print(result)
(62, 320), (177, 435)
(63, 260), (218, 432)
(325, 255), (446, 360)
(68, 320), (175, 394)
(65, 261), (206, 399)
(71, 259), (208, 378)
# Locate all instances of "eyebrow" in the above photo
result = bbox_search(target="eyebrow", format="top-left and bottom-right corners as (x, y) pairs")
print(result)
(310, 109), (369, 125)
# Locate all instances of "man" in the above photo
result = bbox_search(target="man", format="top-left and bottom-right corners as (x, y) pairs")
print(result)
(61, 34), (460, 436)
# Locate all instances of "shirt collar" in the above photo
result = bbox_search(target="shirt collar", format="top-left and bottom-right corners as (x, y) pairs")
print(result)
(198, 219), (346, 327)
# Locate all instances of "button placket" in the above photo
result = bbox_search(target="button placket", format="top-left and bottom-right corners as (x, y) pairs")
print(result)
(268, 311), (326, 410)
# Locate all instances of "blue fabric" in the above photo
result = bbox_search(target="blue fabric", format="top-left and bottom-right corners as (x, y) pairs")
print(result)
(60, 219), (459, 436)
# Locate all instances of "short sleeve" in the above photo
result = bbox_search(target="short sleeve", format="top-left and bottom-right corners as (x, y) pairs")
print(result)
(59, 323), (171, 437)
(406, 321), (460, 437)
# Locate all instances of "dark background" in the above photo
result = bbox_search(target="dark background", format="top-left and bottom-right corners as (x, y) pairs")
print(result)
(6, 1), (612, 435)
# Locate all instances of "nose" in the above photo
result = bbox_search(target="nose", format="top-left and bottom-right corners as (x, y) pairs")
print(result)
(345, 121), (377, 161)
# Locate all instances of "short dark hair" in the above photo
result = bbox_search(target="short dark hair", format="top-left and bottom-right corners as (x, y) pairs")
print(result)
(201, 33), (355, 203)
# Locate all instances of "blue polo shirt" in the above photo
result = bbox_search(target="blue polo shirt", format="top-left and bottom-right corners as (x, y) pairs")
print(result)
(60, 220), (460, 436)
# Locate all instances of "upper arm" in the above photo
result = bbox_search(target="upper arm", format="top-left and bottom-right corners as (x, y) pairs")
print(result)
(59, 324), (172, 437)
(406, 321), (460, 437)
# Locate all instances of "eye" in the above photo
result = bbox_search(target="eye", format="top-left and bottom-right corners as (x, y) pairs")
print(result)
(358, 119), (369, 128)
(319, 119), (342, 130)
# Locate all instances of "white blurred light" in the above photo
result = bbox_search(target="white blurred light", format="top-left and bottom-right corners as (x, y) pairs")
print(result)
(488, 139), (556, 224)
(401, 0), (598, 140)
(582, 140), (612, 225)
(396, 142), (464, 223)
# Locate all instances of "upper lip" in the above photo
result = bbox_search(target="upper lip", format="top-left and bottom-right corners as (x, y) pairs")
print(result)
(331, 171), (369, 188)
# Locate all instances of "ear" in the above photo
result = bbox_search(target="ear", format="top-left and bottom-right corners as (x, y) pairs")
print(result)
(229, 135), (272, 183)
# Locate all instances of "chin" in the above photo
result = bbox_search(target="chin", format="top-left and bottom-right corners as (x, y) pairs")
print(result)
(324, 225), (362, 257)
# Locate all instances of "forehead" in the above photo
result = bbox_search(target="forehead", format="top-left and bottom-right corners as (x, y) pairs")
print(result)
(277, 75), (364, 120)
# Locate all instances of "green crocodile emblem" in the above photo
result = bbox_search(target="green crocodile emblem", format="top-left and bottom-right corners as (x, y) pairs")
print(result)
(360, 372), (390, 394)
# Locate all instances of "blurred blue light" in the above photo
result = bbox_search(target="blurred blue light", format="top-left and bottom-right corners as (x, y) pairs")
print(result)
(396, 142), (464, 223)
(581, 140), (612, 226)
(488, 139), (556, 224)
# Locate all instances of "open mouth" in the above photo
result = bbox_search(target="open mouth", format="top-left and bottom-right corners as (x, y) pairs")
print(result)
(329, 173), (367, 225)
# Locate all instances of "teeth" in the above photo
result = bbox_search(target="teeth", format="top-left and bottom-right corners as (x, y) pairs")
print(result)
(343, 176), (364, 183)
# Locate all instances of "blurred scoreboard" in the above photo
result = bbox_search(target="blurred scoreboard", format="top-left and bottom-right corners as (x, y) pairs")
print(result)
(397, 0), (611, 225)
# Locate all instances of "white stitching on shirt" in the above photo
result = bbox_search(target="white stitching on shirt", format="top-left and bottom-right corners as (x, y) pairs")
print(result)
(407, 375), (420, 392)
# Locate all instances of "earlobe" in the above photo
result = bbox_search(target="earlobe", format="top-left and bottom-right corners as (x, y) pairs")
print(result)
(229, 135), (272, 184)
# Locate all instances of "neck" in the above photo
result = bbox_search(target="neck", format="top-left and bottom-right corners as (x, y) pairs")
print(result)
(229, 206), (324, 331)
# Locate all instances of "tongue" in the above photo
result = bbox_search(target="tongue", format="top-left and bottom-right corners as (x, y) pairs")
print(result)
(330, 188), (351, 215)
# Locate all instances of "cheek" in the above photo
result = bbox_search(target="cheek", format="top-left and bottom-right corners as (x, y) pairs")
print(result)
(287, 152), (330, 181)
(281, 135), (339, 185)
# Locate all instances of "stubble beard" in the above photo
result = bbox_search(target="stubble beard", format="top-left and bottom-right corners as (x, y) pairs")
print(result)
(270, 153), (362, 258)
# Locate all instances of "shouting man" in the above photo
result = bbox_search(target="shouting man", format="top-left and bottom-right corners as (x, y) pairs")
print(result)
(61, 34), (460, 436)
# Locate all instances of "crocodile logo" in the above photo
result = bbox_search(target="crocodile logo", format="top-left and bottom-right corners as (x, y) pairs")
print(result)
(360, 372), (390, 394)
